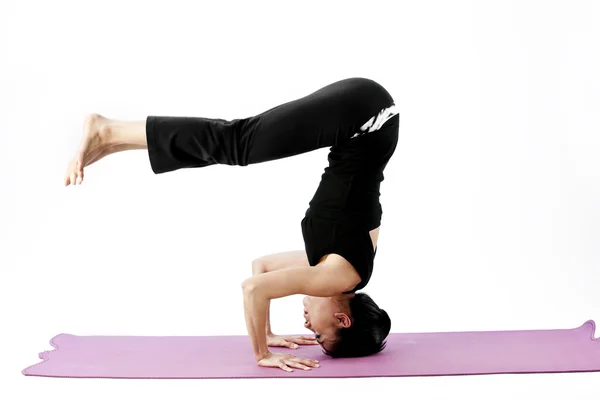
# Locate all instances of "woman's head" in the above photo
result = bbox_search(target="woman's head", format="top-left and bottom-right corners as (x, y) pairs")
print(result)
(303, 292), (391, 357)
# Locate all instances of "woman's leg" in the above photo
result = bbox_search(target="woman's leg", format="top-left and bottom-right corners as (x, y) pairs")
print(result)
(65, 77), (396, 185)
(143, 77), (395, 175)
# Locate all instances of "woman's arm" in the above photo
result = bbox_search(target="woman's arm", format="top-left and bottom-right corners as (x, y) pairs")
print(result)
(242, 281), (272, 361)
(252, 258), (311, 335)
(242, 263), (358, 362)
(251, 261), (274, 335)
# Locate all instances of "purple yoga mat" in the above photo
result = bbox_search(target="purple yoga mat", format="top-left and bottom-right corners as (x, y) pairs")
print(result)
(22, 320), (600, 379)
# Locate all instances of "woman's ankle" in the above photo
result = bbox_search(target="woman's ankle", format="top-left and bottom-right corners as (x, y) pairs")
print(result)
(102, 120), (147, 147)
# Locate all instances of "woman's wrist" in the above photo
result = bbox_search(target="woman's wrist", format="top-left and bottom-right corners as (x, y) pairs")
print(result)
(255, 349), (272, 362)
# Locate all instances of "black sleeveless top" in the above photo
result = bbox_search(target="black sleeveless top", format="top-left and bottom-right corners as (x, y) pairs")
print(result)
(302, 110), (399, 292)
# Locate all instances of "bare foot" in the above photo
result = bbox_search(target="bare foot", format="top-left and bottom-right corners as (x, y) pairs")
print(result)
(64, 114), (113, 186)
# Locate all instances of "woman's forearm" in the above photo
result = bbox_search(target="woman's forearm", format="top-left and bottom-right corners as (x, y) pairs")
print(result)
(265, 300), (273, 335)
(252, 265), (273, 335)
(242, 281), (271, 362)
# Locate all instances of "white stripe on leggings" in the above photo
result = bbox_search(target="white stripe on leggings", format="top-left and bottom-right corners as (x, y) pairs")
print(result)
(351, 103), (399, 139)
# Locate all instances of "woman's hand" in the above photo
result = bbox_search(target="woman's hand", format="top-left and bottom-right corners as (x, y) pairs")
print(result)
(258, 351), (320, 372)
(266, 332), (319, 349)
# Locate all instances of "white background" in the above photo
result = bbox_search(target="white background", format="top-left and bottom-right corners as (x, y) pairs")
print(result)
(1, 0), (599, 398)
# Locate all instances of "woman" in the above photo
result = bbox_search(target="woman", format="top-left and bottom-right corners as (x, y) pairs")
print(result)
(64, 77), (400, 372)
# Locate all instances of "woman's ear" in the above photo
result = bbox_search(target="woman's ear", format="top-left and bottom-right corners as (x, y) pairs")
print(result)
(334, 312), (352, 328)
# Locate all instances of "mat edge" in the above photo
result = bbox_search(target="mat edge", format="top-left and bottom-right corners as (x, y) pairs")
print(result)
(21, 333), (68, 376)
(581, 319), (598, 341)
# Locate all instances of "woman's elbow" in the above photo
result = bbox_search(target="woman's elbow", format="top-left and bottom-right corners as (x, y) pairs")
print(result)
(241, 277), (257, 293)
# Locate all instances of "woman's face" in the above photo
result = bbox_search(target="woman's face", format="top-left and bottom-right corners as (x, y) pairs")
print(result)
(303, 295), (352, 352)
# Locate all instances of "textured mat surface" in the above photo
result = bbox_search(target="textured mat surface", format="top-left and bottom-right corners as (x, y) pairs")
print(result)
(22, 320), (600, 379)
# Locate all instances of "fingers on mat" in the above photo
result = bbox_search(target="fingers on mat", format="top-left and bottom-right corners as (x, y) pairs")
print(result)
(285, 360), (310, 370)
(279, 363), (293, 372)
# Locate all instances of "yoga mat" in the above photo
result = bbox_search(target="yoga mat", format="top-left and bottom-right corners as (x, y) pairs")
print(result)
(22, 320), (600, 379)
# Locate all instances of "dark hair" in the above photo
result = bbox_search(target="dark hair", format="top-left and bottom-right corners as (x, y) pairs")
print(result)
(323, 292), (391, 358)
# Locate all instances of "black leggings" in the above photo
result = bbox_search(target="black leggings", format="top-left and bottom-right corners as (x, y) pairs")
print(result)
(145, 77), (398, 292)
(145, 77), (396, 173)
